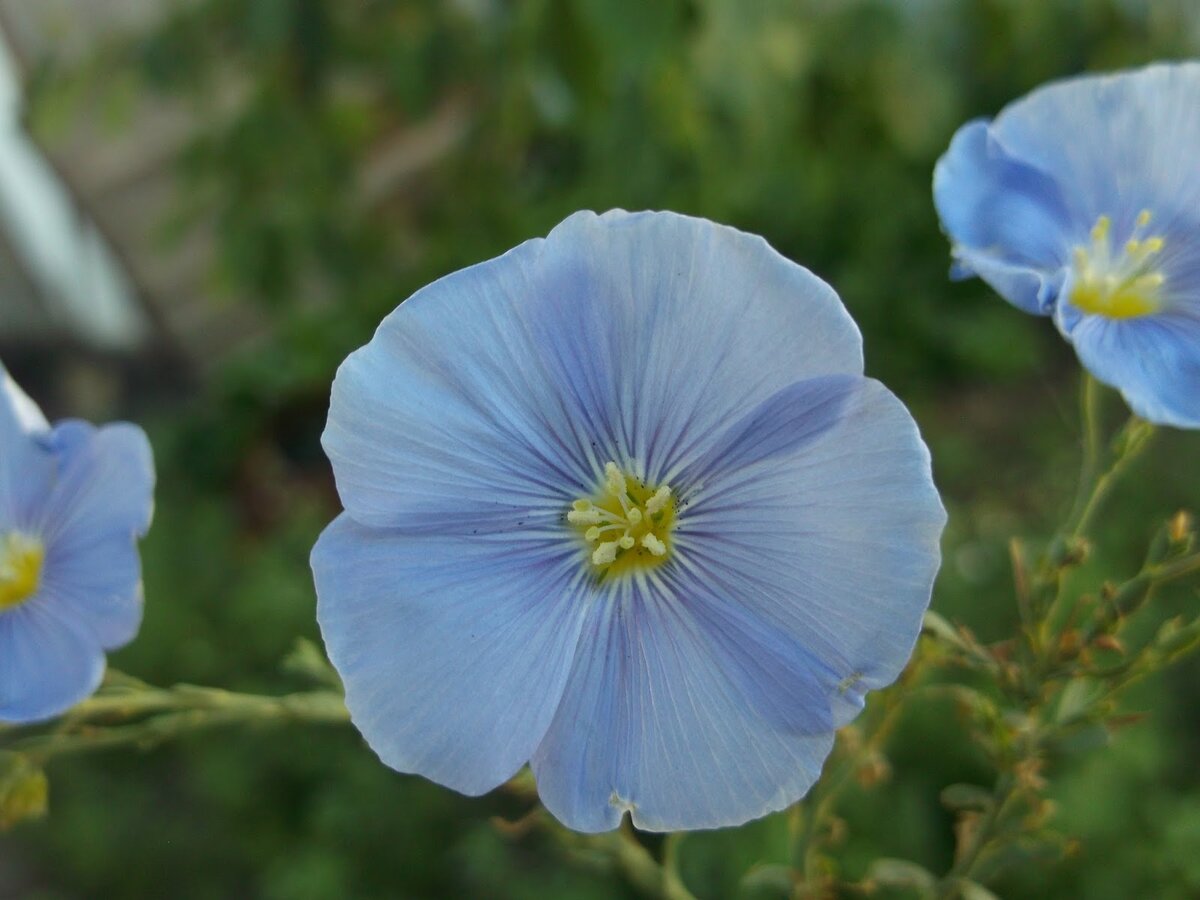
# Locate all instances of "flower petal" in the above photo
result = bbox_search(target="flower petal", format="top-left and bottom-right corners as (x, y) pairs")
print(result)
(933, 119), (1072, 315)
(530, 578), (837, 833)
(1062, 311), (1200, 428)
(988, 63), (1200, 233)
(39, 532), (145, 651)
(312, 514), (592, 795)
(674, 376), (945, 722)
(36, 421), (155, 544)
(323, 210), (864, 531)
(14, 422), (155, 651)
(0, 602), (105, 723)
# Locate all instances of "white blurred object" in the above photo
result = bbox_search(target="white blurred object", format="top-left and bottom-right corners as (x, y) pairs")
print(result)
(0, 27), (148, 350)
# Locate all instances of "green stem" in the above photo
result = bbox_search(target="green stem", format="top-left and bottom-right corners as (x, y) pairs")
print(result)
(1071, 425), (1155, 542)
(792, 686), (910, 885)
(602, 826), (699, 900)
(1063, 373), (1105, 534)
(5, 685), (349, 765)
(936, 773), (1018, 899)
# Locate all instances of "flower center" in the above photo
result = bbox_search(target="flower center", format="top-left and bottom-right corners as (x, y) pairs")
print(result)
(568, 462), (676, 576)
(0, 531), (44, 611)
(1069, 211), (1166, 319)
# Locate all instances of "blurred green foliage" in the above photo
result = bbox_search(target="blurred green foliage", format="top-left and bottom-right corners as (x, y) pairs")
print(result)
(8, 0), (1200, 897)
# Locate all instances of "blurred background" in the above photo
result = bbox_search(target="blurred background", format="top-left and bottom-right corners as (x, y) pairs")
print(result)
(1, 0), (1199, 897)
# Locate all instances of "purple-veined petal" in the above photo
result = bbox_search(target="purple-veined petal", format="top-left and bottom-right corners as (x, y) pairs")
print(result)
(323, 210), (864, 531)
(673, 376), (945, 722)
(530, 575), (837, 832)
(988, 63), (1200, 238)
(312, 514), (593, 796)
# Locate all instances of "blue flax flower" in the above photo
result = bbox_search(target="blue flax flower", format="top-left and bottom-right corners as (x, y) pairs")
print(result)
(935, 62), (1200, 427)
(0, 363), (154, 723)
(312, 210), (945, 832)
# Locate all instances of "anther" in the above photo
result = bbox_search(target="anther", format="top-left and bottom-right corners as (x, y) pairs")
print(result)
(641, 534), (667, 556)
(645, 486), (672, 515)
(604, 462), (627, 496)
(592, 542), (619, 566)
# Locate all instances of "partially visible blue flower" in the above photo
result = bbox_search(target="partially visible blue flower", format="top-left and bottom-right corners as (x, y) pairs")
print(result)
(0, 363), (155, 723)
(312, 210), (945, 832)
(934, 63), (1200, 428)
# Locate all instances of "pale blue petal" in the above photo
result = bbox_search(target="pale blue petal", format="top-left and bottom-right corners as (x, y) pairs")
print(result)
(933, 119), (1072, 315)
(530, 578), (837, 833)
(0, 363), (54, 528)
(1062, 311), (1200, 428)
(312, 514), (591, 795)
(21, 421), (154, 652)
(39, 532), (145, 651)
(544, 211), (865, 486)
(0, 601), (105, 723)
(323, 210), (864, 531)
(673, 377), (945, 724)
(37, 421), (156, 544)
(989, 63), (1200, 236)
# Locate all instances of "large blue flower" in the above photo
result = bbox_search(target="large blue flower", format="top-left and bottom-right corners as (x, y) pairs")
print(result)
(312, 210), (945, 832)
(934, 62), (1200, 428)
(0, 363), (155, 723)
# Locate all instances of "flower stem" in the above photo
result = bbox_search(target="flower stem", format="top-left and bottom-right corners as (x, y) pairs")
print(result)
(1063, 373), (1105, 534)
(599, 826), (699, 900)
(3, 679), (349, 765)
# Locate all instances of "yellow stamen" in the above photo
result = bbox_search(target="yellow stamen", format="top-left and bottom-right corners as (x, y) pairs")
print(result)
(1070, 211), (1167, 320)
(570, 462), (677, 576)
(0, 532), (44, 611)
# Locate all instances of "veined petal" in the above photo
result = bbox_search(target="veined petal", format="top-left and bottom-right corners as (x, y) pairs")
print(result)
(0, 602), (105, 723)
(312, 515), (592, 795)
(39, 532), (145, 651)
(988, 63), (1200, 233)
(530, 578), (837, 833)
(1063, 311), (1200, 428)
(674, 377), (945, 722)
(933, 119), (1073, 315)
(323, 210), (864, 530)
(36, 421), (155, 544)
(544, 211), (865, 485)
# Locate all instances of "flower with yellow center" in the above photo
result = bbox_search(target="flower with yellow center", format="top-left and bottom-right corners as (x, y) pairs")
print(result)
(314, 210), (945, 832)
(567, 462), (674, 575)
(935, 62), (1200, 428)
(0, 360), (155, 723)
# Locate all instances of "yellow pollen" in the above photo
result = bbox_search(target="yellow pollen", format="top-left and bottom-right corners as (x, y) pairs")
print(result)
(570, 462), (677, 577)
(0, 532), (44, 611)
(1070, 210), (1167, 320)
